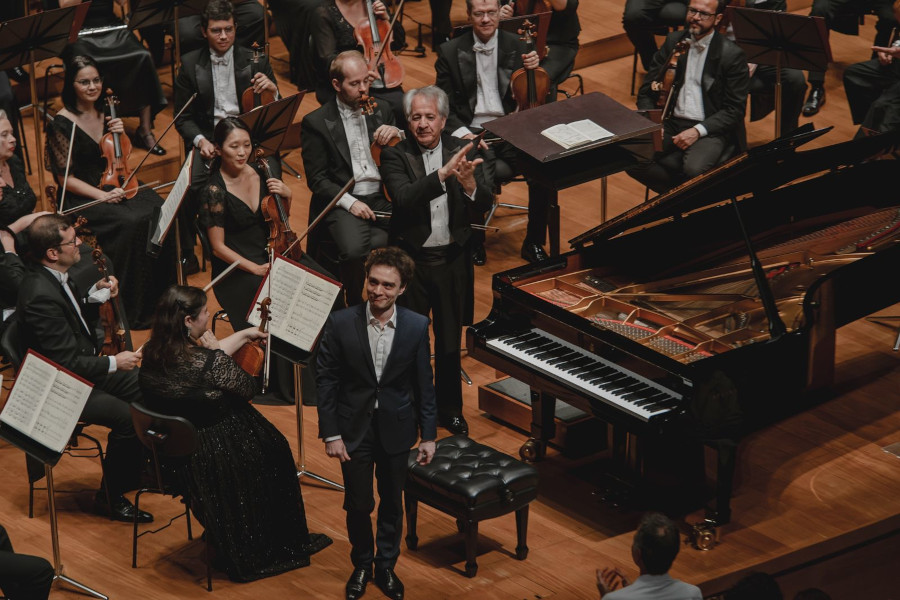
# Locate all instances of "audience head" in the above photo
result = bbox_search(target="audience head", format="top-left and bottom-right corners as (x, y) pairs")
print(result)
(723, 571), (783, 600)
(468, 0), (501, 43)
(793, 589), (831, 600)
(403, 86), (449, 150)
(631, 512), (681, 575)
(25, 214), (80, 269)
(211, 117), (253, 172)
(330, 51), (372, 109)
(364, 247), (414, 313)
(685, 0), (725, 38)
(62, 55), (105, 115)
(0, 110), (16, 163)
(143, 285), (208, 370)
(202, 0), (237, 55)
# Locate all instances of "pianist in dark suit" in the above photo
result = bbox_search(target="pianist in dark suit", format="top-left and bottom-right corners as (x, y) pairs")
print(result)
(16, 214), (151, 524)
(380, 86), (494, 436)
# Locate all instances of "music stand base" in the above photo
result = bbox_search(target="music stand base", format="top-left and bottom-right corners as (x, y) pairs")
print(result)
(297, 469), (344, 490)
(293, 363), (344, 491)
(53, 573), (109, 600)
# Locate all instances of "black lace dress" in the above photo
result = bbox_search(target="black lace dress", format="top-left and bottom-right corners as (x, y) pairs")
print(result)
(138, 347), (331, 582)
(0, 155), (35, 229)
(44, 114), (176, 329)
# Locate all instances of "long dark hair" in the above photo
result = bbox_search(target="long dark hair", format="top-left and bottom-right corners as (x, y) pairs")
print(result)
(142, 285), (207, 371)
(61, 55), (105, 115)
(209, 116), (253, 172)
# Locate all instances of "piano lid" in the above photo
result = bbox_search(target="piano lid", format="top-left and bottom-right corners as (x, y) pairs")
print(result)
(570, 127), (900, 249)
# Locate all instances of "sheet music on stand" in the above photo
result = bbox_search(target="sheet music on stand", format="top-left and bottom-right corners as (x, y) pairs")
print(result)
(147, 151), (193, 256)
(247, 253), (342, 355)
(0, 350), (92, 454)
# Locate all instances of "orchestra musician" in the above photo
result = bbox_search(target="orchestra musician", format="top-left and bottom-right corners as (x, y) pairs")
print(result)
(139, 284), (332, 583)
(310, 0), (408, 126)
(52, 0), (168, 155)
(430, 0), (454, 50)
(174, 0), (280, 273)
(434, 0), (546, 265)
(16, 213), (151, 524)
(626, 0), (749, 194)
(301, 50), (401, 307)
(379, 86), (494, 436)
(43, 55), (176, 330)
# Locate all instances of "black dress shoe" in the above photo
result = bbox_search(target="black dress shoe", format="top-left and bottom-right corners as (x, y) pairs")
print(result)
(181, 254), (200, 276)
(521, 242), (549, 263)
(346, 566), (372, 600)
(374, 568), (404, 600)
(95, 493), (153, 523)
(441, 415), (469, 436)
(135, 132), (167, 155)
(472, 244), (486, 266)
(802, 86), (825, 117)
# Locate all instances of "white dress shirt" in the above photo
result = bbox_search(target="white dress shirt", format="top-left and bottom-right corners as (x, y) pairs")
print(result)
(420, 140), (453, 247)
(674, 31), (713, 137)
(193, 47), (239, 148)
(603, 574), (702, 600)
(452, 30), (505, 136)
(336, 98), (382, 211)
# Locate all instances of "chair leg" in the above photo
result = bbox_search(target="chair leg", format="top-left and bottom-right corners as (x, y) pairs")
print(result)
(631, 48), (639, 96)
(515, 505), (530, 560)
(132, 488), (146, 568)
(404, 493), (419, 550)
(205, 535), (213, 591)
(464, 519), (478, 577)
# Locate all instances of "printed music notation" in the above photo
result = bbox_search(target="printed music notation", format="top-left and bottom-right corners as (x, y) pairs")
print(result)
(248, 254), (343, 352)
(149, 152), (194, 254)
(0, 351), (93, 453)
(541, 119), (614, 149)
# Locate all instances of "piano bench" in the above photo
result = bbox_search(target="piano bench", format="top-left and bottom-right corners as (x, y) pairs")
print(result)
(404, 435), (539, 577)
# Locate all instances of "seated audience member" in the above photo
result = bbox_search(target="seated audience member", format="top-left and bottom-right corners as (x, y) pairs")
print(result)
(596, 512), (702, 599)
(301, 51), (400, 306)
(723, 571), (783, 600)
(626, 0), (749, 194)
(0, 524), (53, 600)
(793, 589), (832, 600)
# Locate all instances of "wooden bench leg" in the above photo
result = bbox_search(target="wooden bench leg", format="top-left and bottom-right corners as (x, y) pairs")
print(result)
(464, 519), (478, 577)
(515, 505), (529, 560)
(404, 493), (419, 550)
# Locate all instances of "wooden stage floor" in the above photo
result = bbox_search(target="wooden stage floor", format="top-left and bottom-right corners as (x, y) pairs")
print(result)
(2, 2), (899, 598)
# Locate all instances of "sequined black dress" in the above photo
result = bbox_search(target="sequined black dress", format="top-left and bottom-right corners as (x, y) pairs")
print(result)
(138, 347), (331, 582)
(44, 114), (176, 329)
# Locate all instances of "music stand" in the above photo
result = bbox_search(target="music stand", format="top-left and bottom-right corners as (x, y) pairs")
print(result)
(238, 91), (305, 172)
(729, 8), (831, 139)
(0, 4), (89, 213)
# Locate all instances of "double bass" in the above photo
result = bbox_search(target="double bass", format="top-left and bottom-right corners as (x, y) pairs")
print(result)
(355, 0), (405, 89)
(99, 90), (138, 199)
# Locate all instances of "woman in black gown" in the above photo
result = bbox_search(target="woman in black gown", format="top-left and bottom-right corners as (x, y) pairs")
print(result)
(138, 285), (332, 583)
(44, 55), (176, 329)
(52, 0), (167, 154)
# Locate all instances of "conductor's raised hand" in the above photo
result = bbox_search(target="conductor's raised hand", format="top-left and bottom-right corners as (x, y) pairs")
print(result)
(439, 142), (483, 194)
(325, 439), (352, 462)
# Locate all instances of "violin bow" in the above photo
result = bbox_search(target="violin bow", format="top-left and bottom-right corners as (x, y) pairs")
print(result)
(57, 122), (77, 215)
(372, 0), (407, 68)
(261, 246), (274, 393)
(203, 259), (242, 292)
(282, 176), (356, 258)
(60, 180), (160, 215)
(120, 93), (198, 191)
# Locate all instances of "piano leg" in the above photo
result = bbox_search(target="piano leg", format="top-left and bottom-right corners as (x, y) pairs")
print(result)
(704, 437), (737, 526)
(527, 181), (560, 257)
(520, 388), (555, 462)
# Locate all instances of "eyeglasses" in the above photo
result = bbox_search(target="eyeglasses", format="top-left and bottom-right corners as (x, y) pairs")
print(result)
(471, 10), (498, 19)
(208, 26), (235, 36)
(74, 77), (103, 87)
(687, 7), (717, 19)
(56, 237), (78, 249)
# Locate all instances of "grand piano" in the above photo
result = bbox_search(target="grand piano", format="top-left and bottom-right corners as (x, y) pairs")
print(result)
(467, 127), (900, 523)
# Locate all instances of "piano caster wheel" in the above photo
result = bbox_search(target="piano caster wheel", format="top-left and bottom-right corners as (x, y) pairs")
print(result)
(519, 439), (545, 462)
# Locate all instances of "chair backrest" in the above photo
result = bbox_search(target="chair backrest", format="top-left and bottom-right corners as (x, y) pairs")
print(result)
(130, 403), (199, 459)
(0, 318), (24, 371)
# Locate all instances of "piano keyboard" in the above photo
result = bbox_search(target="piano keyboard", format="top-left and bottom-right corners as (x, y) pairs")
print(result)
(486, 329), (683, 422)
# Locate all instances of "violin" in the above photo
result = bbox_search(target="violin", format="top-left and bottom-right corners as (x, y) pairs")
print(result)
(510, 19), (551, 111)
(240, 43), (277, 113)
(98, 90), (138, 200)
(232, 297), (270, 377)
(355, 0), (404, 89)
(91, 248), (129, 355)
(257, 151), (302, 261)
(650, 38), (691, 121)
(508, 0), (552, 15)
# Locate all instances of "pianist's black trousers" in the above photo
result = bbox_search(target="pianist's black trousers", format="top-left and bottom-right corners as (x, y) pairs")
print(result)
(400, 244), (467, 421)
(0, 525), (53, 600)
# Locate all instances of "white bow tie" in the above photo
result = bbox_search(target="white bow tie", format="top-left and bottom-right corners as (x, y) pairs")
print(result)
(473, 44), (494, 56)
(211, 55), (230, 66)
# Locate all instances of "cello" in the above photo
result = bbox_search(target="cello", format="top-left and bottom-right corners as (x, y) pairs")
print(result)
(99, 90), (138, 200)
(355, 0), (405, 89)
(241, 43), (277, 112)
(510, 19), (551, 111)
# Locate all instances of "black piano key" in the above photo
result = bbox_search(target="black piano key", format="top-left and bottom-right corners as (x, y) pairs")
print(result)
(561, 356), (594, 371)
(546, 351), (580, 365)
(580, 365), (616, 380)
(497, 332), (526, 342)
(569, 364), (599, 376)
(532, 343), (566, 359)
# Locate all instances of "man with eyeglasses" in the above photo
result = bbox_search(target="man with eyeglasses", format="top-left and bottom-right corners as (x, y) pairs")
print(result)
(173, 0), (280, 274)
(434, 0), (548, 265)
(15, 214), (150, 524)
(627, 0), (749, 194)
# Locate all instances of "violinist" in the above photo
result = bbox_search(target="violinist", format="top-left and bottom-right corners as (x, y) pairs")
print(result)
(301, 51), (400, 306)
(435, 0), (546, 264)
(17, 214), (151, 524)
(311, 0), (408, 126)
(626, 0), (749, 194)
(139, 285), (332, 583)
(44, 55), (176, 329)
(174, 0), (280, 273)
(499, 0), (582, 92)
